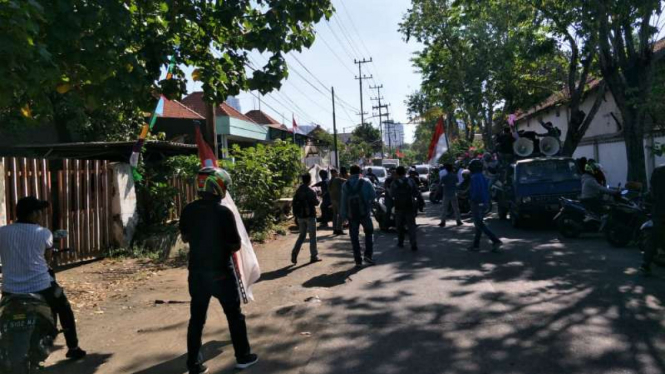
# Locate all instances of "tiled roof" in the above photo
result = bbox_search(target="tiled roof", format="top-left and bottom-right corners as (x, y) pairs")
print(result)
(245, 110), (289, 131)
(160, 98), (205, 120)
(181, 92), (256, 123)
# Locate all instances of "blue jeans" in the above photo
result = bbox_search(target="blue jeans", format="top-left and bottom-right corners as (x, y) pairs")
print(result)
(471, 202), (500, 247)
(349, 216), (374, 263)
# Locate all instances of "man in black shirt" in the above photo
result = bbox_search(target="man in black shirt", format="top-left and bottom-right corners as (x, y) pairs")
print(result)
(179, 167), (258, 373)
(291, 173), (321, 264)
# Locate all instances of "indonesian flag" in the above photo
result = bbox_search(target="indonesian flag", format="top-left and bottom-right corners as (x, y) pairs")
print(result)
(396, 149), (405, 158)
(292, 114), (298, 134)
(427, 116), (449, 165)
(194, 125), (261, 303)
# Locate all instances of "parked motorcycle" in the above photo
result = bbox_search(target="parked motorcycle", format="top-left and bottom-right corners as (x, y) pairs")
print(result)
(0, 231), (68, 374)
(602, 191), (649, 247)
(554, 198), (602, 238)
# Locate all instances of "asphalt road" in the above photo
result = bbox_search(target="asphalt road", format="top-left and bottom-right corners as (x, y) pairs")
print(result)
(44, 196), (665, 374)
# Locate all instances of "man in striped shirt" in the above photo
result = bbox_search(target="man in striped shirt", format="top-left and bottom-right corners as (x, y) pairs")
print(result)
(0, 196), (86, 360)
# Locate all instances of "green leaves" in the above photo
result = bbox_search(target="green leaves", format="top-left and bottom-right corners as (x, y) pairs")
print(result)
(0, 0), (333, 141)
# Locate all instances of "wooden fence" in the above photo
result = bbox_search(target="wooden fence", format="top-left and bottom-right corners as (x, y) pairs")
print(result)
(169, 176), (197, 221)
(2, 157), (113, 265)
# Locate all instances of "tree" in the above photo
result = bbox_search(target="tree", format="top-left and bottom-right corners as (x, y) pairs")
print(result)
(351, 123), (383, 153)
(593, 0), (663, 184)
(401, 0), (566, 149)
(524, 0), (608, 156)
(0, 0), (333, 141)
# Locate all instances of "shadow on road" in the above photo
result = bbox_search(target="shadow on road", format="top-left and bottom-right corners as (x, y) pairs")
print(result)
(43, 353), (113, 374)
(129, 340), (231, 374)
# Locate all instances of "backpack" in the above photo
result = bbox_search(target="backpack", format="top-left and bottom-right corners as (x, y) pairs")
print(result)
(393, 178), (414, 211)
(346, 179), (368, 220)
(292, 188), (312, 218)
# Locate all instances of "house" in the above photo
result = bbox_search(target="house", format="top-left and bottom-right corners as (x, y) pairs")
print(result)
(515, 78), (665, 186)
(152, 98), (206, 144)
(181, 92), (272, 156)
(244, 109), (307, 146)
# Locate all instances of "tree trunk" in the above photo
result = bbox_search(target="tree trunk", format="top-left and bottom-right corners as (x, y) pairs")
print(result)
(560, 83), (607, 157)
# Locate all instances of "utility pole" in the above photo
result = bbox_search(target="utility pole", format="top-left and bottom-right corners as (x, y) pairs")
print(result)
(354, 58), (372, 126)
(371, 84), (387, 159)
(331, 87), (339, 169)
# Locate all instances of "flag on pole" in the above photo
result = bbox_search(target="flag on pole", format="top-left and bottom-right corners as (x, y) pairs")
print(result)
(292, 114), (298, 133)
(194, 126), (261, 303)
(427, 116), (449, 165)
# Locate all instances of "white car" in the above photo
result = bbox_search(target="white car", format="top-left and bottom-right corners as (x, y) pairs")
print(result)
(362, 166), (387, 185)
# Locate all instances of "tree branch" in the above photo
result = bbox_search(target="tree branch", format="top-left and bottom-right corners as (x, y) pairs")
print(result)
(577, 82), (607, 141)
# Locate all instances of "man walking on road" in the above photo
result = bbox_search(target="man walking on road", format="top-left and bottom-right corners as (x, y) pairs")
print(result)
(640, 165), (665, 275)
(291, 173), (322, 263)
(439, 163), (463, 227)
(341, 165), (377, 267)
(383, 167), (397, 230)
(179, 167), (258, 373)
(391, 166), (419, 252)
(467, 160), (503, 252)
(329, 168), (347, 236)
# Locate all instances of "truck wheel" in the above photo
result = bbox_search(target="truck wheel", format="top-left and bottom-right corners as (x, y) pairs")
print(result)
(605, 224), (632, 248)
(557, 214), (581, 238)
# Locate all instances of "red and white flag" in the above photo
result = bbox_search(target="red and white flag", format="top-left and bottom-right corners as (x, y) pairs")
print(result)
(194, 126), (261, 303)
(292, 114), (298, 134)
(427, 116), (449, 165)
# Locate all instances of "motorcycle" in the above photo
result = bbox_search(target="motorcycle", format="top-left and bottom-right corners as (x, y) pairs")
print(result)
(0, 230), (68, 374)
(554, 198), (603, 238)
(639, 218), (665, 267)
(372, 186), (395, 231)
(603, 191), (650, 248)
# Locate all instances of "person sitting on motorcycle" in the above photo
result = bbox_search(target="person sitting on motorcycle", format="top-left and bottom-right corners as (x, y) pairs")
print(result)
(408, 169), (425, 213)
(580, 161), (619, 217)
(0, 196), (87, 361)
(587, 158), (607, 186)
(383, 167), (397, 229)
(365, 168), (379, 185)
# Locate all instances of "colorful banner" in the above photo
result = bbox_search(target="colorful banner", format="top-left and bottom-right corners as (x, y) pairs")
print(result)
(129, 58), (176, 180)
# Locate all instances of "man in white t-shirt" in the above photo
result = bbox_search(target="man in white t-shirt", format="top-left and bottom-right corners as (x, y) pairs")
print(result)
(0, 197), (86, 360)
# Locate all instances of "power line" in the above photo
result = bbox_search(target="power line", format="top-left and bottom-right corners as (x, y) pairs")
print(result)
(316, 33), (357, 76)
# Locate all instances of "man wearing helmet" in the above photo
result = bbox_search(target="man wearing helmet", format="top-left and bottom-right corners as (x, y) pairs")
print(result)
(179, 167), (258, 373)
(580, 160), (618, 217)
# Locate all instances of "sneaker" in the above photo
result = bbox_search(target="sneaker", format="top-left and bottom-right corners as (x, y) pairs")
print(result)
(188, 363), (209, 374)
(491, 241), (504, 253)
(66, 347), (87, 361)
(467, 246), (480, 252)
(438, 222), (446, 227)
(639, 264), (652, 276)
(236, 354), (259, 370)
(363, 256), (375, 265)
(291, 253), (298, 265)
(310, 256), (322, 263)
(456, 221), (463, 226)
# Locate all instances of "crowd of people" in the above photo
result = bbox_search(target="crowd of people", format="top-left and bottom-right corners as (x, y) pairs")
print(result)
(0, 158), (662, 374)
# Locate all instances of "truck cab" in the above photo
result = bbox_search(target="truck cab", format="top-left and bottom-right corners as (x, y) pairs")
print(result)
(495, 157), (581, 227)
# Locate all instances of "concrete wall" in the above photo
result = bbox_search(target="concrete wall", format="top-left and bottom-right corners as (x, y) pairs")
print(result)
(517, 90), (623, 140)
(109, 163), (139, 248)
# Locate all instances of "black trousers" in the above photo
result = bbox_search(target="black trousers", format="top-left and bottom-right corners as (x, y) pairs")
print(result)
(187, 271), (251, 367)
(394, 210), (417, 247)
(28, 282), (79, 349)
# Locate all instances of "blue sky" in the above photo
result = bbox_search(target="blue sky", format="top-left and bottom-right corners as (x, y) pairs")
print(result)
(185, 0), (422, 143)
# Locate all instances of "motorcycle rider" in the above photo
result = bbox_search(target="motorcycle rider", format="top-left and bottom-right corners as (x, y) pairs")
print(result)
(391, 166), (419, 252)
(640, 165), (665, 275)
(0, 196), (87, 361)
(365, 167), (379, 185)
(179, 168), (258, 373)
(580, 160), (619, 217)
(383, 167), (397, 230)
